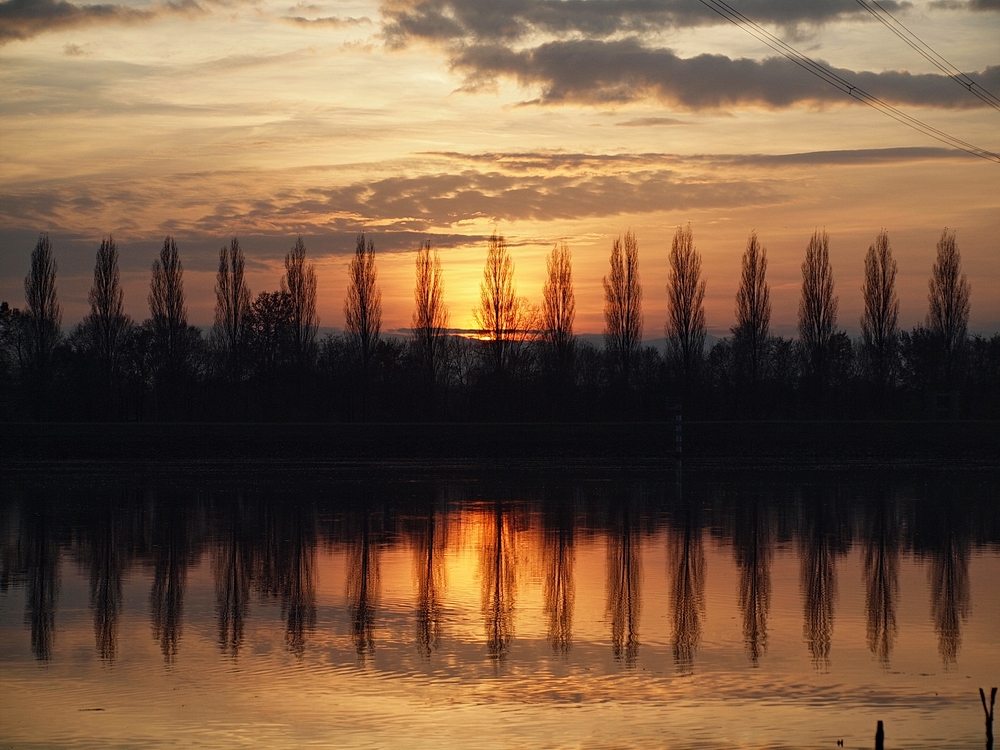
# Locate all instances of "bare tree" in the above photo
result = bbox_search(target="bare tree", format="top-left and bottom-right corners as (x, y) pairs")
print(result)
(541, 242), (576, 376)
(80, 235), (132, 405)
(603, 230), (642, 385)
(927, 228), (971, 385)
(798, 230), (839, 384)
(665, 225), (707, 387)
(21, 232), (62, 381)
(345, 232), (382, 414)
(213, 237), (251, 381)
(860, 229), (899, 390)
(474, 231), (532, 377)
(148, 236), (189, 376)
(282, 236), (319, 370)
(412, 241), (449, 384)
(248, 290), (293, 383)
(732, 230), (770, 387)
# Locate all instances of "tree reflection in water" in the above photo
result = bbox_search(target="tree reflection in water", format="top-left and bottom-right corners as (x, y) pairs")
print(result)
(799, 489), (847, 671)
(0, 473), (996, 676)
(23, 501), (59, 661)
(85, 493), (131, 662)
(347, 503), (381, 664)
(669, 496), (704, 675)
(213, 492), (253, 658)
(411, 493), (446, 658)
(733, 493), (772, 667)
(480, 500), (517, 663)
(258, 499), (317, 658)
(542, 488), (575, 656)
(607, 490), (641, 668)
(150, 491), (192, 664)
(862, 492), (900, 667)
(929, 534), (970, 666)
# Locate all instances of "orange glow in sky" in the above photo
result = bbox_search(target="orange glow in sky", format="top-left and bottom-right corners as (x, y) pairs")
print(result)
(1, 0), (998, 335)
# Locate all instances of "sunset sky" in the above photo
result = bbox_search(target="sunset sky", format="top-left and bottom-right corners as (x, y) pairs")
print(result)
(1, 0), (998, 336)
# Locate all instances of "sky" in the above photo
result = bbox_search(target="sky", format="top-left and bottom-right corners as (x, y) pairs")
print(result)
(1, 0), (998, 337)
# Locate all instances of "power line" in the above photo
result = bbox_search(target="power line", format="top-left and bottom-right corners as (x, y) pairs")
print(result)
(695, 0), (1000, 164)
(853, 0), (1000, 112)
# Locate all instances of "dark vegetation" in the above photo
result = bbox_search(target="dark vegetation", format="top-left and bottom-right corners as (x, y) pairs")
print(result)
(1, 227), (997, 425)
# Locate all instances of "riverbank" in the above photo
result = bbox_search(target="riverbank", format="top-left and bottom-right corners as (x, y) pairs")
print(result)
(2, 420), (997, 474)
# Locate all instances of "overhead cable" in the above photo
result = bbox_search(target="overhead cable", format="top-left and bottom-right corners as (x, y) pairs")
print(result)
(695, 0), (1000, 164)
(853, 0), (1000, 112)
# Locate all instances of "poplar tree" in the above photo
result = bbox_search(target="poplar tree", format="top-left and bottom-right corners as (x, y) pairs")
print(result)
(665, 225), (707, 388)
(603, 230), (642, 386)
(732, 230), (770, 388)
(860, 229), (899, 390)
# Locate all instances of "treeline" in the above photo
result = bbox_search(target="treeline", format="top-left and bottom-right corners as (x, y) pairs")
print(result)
(1, 226), (998, 422)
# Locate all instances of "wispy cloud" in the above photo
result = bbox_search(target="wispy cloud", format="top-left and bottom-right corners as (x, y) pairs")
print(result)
(280, 14), (371, 27)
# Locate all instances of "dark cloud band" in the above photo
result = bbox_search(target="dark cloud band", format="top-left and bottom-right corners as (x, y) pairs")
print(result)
(450, 38), (1000, 110)
(381, 0), (915, 45)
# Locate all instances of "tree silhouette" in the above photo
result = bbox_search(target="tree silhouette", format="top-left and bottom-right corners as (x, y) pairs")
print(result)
(474, 231), (532, 379)
(282, 237), (319, 371)
(345, 232), (382, 417)
(603, 230), (642, 388)
(411, 241), (449, 390)
(541, 242), (576, 385)
(860, 229), (900, 393)
(213, 237), (251, 383)
(149, 237), (188, 370)
(798, 230), (839, 390)
(148, 236), (191, 417)
(665, 225), (706, 391)
(80, 236), (131, 408)
(20, 233), (62, 398)
(248, 291), (293, 385)
(927, 228), (971, 387)
(732, 230), (770, 391)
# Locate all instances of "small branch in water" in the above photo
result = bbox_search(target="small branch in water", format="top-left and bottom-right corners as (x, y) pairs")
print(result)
(981, 687), (996, 750)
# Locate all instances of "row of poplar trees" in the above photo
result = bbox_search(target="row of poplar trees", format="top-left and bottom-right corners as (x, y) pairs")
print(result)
(1, 226), (996, 421)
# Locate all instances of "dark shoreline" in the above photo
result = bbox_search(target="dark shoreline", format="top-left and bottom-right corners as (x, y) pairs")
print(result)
(2, 420), (997, 474)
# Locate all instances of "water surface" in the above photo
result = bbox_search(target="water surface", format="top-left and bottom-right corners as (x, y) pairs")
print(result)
(1, 469), (997, 749)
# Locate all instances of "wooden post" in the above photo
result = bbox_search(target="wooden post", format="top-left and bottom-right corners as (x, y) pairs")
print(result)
(981, 687), (996, 750)
(875, 720), (884, 750)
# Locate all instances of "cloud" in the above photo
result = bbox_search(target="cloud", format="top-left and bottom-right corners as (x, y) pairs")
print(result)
(381, 0), (912, 45)
(930, 0), (1000, 9)
(450, 38), (1000, 110)
(0, 0), (202, 44)
(616, 117), (686, 127)
(281, 14), (371, 26)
